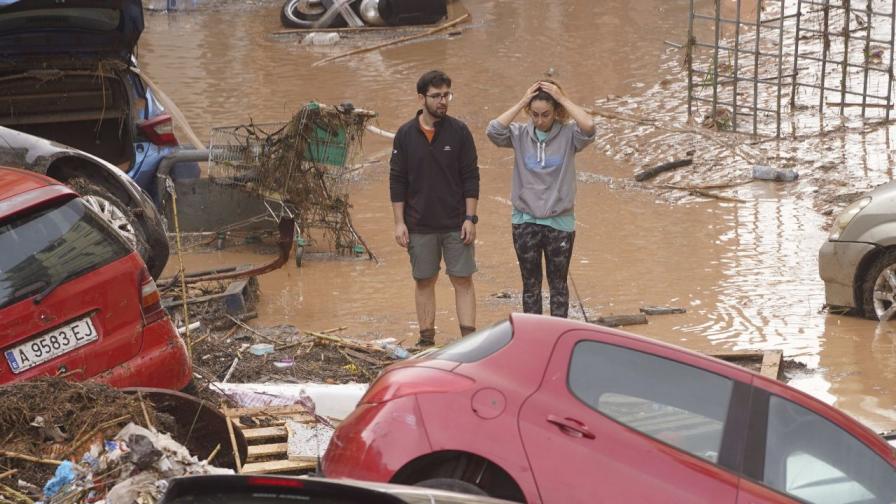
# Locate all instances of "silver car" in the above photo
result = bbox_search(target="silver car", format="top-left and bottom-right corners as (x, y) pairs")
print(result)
(0, 126), (169, 278)
(819, 181), (896, 320)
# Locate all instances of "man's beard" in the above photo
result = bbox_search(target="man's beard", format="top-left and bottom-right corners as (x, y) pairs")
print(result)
(426, 102), (447, 119)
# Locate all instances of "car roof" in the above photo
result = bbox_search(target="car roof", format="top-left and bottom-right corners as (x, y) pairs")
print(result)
(0, 166), (74, 220)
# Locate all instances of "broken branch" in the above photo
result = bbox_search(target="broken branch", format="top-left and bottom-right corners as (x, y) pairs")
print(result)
(313, 14), (470, 67)
(0, 450), (61, 466)
(634, 158), (693, 182)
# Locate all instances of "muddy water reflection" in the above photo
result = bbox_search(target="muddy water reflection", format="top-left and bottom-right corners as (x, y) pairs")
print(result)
(145, 0), (895, 430)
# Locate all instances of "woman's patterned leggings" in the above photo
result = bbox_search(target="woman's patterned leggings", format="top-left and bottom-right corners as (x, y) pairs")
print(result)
(511, 223), (576, 318)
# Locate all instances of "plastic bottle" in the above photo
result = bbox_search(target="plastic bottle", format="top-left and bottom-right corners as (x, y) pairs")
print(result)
(373, 338), (410, 359)
(752, 165), (798, 182)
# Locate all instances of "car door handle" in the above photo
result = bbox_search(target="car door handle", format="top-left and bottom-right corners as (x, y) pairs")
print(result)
(546, 415), (596, 440)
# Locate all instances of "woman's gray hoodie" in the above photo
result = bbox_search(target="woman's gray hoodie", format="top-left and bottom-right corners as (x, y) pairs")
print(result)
(486, 119), (595, 218)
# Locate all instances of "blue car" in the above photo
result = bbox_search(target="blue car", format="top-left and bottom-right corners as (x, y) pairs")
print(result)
(0, 0), (198, 203)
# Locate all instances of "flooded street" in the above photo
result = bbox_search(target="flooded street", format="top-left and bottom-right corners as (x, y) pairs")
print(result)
(142, 0), (895, 432)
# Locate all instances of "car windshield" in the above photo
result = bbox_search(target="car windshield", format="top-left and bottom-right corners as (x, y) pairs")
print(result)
(0, 198), (130, 309)
(0, 7), (120, 32)
(426, 320), (513, 363)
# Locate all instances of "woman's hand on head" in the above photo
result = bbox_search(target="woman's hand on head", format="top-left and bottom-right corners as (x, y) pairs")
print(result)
(522, 82), (541, 103)
(538, 81), (567, 102)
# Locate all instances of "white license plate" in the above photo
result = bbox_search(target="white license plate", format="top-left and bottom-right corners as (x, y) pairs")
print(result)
(4, 317), (98, 374)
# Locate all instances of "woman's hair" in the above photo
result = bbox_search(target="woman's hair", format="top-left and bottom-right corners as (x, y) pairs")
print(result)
(524, 80), (570, 123)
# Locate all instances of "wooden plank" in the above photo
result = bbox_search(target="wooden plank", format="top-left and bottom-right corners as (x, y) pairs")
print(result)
(242, 426), (287, 441)
(247, 443), (288, 460)
(596, 314), (648, 327)
(223, 405), (314, 419)
(240, 459), (317, 475)
(706, 351), (763, 360)
(759, 350), (784, 381)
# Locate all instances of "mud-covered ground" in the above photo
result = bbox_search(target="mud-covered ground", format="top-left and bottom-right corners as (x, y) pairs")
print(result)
(144, 0), (896, 432)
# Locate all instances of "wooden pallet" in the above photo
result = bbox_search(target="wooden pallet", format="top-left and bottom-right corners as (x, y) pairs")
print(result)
(707, 350), (784, 381)
(223, 405), (319, 475)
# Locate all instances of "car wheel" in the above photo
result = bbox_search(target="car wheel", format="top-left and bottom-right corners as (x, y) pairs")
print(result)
(67, 177), (155, 272)
(280, 0), (326, 28)
(862, 249), (896, 320)
(414, 478), (488, 496)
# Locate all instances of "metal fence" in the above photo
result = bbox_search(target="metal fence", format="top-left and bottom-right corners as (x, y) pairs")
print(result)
(687, 0), (896, 137)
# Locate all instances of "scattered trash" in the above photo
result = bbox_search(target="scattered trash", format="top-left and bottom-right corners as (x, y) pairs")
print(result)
(372, 338), (410, 359)
(639, 305), (687, 315)
(302, 32), (341, 46)
(752, 164), (799, 182)
(42, 461), (77, 498)
(249, 343), (275, 356)
(213, 382), (367, 421)
(274, 358), (296, 369)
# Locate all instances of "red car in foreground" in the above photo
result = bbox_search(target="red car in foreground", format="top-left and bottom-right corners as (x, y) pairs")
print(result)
(0, 167), (191, 389)
(323, 314), (896, 503)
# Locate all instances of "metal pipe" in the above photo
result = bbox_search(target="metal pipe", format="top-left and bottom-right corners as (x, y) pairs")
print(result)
(712, 0), (722, 121)
(797, 26), (894, 46)
(840, 0), (851, 115)
(888, 0), (895, 121)
(693, 42), (780, 59)
(791, 0), (803, 107)
(794, 53), (893, 72)
(692, 12), (790, 28)
(155, 148), (210, 207)
(776, 0), (785, 136)
(753, 0), (762, 136)
(687, 0), (695, 120)
(820, 0), (831, 113)
(692, 96), (778, 113)
(861, 0), (872, 117)
(733, 0), (742, 131)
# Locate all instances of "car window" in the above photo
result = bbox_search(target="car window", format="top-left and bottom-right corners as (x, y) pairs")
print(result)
(426, 320), (513, 363)
(568, 341), (733, 463)
(763, 395), (896, 504)
(0, 198), (131, 309)
(0, 8), (120, 32)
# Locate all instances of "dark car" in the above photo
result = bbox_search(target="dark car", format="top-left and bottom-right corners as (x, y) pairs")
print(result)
(0, 0), (199, 203)
(281, 0), (447, 29)
(0, 126), (169, 278)
(0, 167), (191, 389)
(323, 314), (896, 503)
(159, 475), (515, 504)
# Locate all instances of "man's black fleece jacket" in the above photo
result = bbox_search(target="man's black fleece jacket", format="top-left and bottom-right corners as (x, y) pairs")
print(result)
(389, 111), (480, 234)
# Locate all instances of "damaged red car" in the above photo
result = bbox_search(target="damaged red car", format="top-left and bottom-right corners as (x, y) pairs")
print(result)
(323, 313), (896, 503)
(0, 167), (191, 389)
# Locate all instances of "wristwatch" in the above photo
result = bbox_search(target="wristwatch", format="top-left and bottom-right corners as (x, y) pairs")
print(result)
(465, 215), (479, 224)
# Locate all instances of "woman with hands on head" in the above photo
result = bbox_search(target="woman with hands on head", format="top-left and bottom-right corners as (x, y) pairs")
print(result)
(486, 80), (596, 318)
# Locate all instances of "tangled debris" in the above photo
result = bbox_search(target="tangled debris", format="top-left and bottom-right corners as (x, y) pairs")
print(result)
(0, 378), (158, 490)
(208, 102), (376, 258)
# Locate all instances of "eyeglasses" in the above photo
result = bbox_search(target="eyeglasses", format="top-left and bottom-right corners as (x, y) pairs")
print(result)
(425, 92), (454, 102)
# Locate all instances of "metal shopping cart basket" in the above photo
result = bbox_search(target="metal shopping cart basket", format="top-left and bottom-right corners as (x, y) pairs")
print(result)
(207, 102), (376, 266)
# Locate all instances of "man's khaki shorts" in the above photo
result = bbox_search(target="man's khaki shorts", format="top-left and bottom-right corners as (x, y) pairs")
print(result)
(407, 231), (477, 280)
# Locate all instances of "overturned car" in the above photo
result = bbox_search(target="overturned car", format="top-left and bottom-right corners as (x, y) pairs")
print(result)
(281, 0), (447, 29)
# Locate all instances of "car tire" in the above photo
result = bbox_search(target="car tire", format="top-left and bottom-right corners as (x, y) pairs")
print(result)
(414, 478), (488, 496)
(862, 248), (896, 320)
(281, 0), (337, 28)
(66, 177), (161, 276)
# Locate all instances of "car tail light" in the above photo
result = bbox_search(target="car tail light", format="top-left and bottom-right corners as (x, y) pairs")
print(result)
(138, 114), (178, 146)
(140, 267), (165, 324)
(246, 476), (304, 489)
(360, 367), (475, 405)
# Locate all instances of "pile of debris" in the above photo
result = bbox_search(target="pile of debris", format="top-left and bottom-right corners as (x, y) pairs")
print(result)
(0, 379), (231, 503)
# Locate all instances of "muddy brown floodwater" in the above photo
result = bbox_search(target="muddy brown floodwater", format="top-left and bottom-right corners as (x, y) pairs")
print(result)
(143, 0), (896, 432)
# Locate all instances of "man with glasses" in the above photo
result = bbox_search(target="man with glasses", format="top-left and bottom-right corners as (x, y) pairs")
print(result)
(390, 70), (480, 347)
